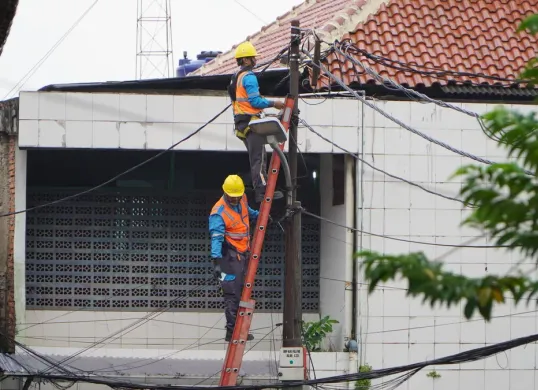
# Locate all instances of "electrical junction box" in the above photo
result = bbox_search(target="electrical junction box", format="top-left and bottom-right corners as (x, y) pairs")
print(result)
(278, 347), (305, 381)
(279, 347), (304, 367)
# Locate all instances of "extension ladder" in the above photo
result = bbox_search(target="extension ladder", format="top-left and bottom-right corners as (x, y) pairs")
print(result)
(219, 94), (297, 386)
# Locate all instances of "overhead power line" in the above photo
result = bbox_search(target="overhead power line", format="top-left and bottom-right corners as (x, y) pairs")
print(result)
(38, 281), (212, 374)
(300, 209), (508, 248)
(7, 333), (538, 389)
(331, 43), (504, 143)
(301, 50), (534, 176)
(0, 41), (290, 219)
(0, 104), (230, 218)
(333, 38), (529, 86)
(232, 0), (268, 24)
(3, 0), (101, 100)
(299, 118), (470, 207)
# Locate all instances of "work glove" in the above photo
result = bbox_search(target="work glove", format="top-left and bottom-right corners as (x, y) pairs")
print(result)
(211, 259), (222, 281)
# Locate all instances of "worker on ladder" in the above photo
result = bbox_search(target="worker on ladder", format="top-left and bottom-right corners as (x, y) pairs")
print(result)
(209, 175), (259, 341)
(228, 41), (286, 204)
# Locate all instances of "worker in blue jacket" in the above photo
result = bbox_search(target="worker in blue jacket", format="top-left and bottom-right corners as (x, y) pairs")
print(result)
(227, 41), (285, 203)
(209, 174), (259, 341)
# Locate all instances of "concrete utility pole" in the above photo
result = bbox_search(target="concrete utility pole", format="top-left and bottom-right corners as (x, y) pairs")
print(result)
(279, 19), (305, 387)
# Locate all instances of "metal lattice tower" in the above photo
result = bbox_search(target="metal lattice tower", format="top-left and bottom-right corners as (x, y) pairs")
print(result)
(136, 0), (174, 79)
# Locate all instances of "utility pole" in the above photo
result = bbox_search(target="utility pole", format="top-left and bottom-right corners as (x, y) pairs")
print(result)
(279, 19), (305, 387)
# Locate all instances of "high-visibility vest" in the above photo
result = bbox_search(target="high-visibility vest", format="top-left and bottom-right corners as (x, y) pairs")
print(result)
(229, 70), (263, 117)
(210, 195), (250, 254)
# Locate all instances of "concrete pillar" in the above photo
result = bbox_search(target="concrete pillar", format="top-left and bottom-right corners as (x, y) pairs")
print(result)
(14, 144), (26, 339)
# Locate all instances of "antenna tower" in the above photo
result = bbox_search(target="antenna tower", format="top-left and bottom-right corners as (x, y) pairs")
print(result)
(136, 0), (174, 79)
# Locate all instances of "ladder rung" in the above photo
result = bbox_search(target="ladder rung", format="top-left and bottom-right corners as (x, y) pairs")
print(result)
(239, 300), (255, 309)
(219, 95), (297, 387)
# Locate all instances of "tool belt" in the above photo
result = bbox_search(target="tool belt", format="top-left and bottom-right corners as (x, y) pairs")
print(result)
(222, 239), (249, 260)
(234, 114), (261, 140)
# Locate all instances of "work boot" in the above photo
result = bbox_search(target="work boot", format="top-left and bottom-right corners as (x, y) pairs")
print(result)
(255, 189), (284, 203)
(225, 329), (254, 342)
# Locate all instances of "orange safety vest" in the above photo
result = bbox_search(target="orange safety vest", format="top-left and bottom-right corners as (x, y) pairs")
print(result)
(232, 71), (263, 117)
(210, 194), (250, 254)
(227, 69), (263, 139)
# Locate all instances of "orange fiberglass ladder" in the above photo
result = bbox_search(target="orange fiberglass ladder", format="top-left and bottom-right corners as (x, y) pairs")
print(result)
(219, 94), (297, 386)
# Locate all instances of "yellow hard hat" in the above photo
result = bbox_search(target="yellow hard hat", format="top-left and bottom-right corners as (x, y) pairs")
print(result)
(222, 175), (245, 197)
(235, 41), (257, 59)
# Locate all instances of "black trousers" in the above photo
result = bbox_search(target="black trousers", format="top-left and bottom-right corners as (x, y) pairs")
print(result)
(218, 248), (249, 332)
(242, 131), (268, 200)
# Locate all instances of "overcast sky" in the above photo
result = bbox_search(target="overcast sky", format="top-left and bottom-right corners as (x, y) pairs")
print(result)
(0, 0), (304, 99)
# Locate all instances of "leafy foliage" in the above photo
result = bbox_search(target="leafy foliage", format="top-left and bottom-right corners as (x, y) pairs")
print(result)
(356, 14), (538, 321)
(426, 370), (441, 379)
(301, 315), (339, 352)
(355, 364), (372, 390)
(359, 251), (538, 321)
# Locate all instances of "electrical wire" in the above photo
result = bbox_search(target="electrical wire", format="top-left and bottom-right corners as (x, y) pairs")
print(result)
(323, 37), (529, 86)
(301, 50), (535, 176)
(0, 104), (231, 218)
(37, 280), (212, 374)
(269, 311), (279, 378)
(17, 281), (159, 333)
(17, 317), (273, 335)
(5, 283), (221, 388)
(365, 309), (538, 336)
(3, 41), (290, 219)
(232, 0), (268, 24)
(332, 43), (504, 143)
(3, 0), (101, 100)
(300, 118), (471, 207)
(10, 332), (538, 389)
(190, 324), (282, 386)
(300, 209), (509, 248)
(300, 323), (317, 386)
(76, 314), (227, 375)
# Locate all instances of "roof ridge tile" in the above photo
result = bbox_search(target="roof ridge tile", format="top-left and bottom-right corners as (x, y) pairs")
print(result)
(199, 0), (538, 90)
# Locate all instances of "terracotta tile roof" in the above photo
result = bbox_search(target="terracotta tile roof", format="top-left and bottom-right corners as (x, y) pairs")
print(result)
(192, 0), (368, 76)
(326, 0), (538, 88)
(194, 0), (538, 89)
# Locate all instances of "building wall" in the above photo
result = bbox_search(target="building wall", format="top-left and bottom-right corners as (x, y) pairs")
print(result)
(13, 145), (26, 338)
(20, 309), (319, 352)
(16, 91), (538, 387)
(319, 154), (356, 351)
(356, 100), (538, 390)
(16, 159), (332, 352)
(17, 92), (361, 153)
(15, 92), (358, 354)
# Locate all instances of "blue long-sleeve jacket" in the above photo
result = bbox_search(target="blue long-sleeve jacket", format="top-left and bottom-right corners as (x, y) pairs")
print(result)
(209, 201), (259, 258)
(242, 72), (274, 109)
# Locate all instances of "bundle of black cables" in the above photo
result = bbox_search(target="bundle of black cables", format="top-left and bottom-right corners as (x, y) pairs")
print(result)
(10, 332), (538, 390)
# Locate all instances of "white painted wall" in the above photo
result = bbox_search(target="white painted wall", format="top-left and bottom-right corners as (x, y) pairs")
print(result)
(17, 92), (361, 152)
(319, 154), (355, 352)
(14, 92), (358, 355)
(13, 141), (26, 335)
(20, 310), (319, 353)
(16, 90), (538, 388)
(355, 100), (538, 390)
